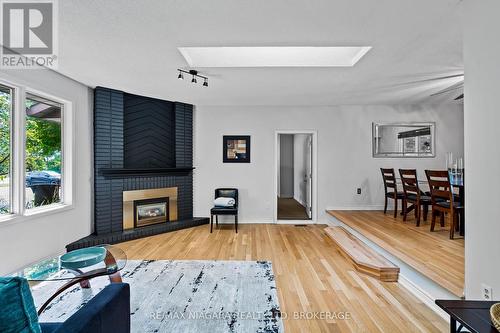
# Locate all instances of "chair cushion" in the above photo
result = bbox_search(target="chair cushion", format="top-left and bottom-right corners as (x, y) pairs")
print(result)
(211, 207), (238, 214)
(406, 194), (431, 203)
(386, 191), (405, 199)
(436, 201), (464, 209)
(0, 277), (41, 333)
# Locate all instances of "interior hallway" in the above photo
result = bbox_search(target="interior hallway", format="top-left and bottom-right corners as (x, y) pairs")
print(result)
(278, 197), (310, 220)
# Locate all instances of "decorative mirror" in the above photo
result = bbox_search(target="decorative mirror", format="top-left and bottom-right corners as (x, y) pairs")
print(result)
(372, 122), (435, 158)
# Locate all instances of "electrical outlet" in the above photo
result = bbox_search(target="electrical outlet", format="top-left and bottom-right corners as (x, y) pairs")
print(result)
(357, 188), (362, 195)
(482, 284), (493, 300)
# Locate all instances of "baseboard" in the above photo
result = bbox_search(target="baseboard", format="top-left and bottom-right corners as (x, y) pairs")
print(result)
(212, 219), (316, 225)
(325, 205), (386, 211)
(276, 219), (315, 225)
(214, 219), (274, 224)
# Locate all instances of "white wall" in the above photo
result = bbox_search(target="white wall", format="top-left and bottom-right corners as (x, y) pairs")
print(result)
(463, 0), (500, 300)
(279, 134), (294, 198)
(293, 134), (309, 206)
(0, 69), (92, 274)
(193, 104), (463, 223)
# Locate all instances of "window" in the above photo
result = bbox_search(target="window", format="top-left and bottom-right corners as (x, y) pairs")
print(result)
(0, 85), (13, 215)
(0, 80), (71, 221)
(25, 94), (62, 209)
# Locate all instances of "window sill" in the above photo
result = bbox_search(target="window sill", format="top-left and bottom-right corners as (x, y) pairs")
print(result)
(0, 203), (74, 228)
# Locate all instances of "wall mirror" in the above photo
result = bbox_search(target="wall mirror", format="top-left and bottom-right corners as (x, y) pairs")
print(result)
(372, 122), (435, 158)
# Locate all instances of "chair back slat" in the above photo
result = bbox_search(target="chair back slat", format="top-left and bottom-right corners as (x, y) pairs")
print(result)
(380, 168), (398, 192)
(425, 170), (453, 203)
(399, 169), (420, 197)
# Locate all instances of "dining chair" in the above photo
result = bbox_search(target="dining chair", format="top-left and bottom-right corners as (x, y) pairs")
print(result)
(399, 169), (431, 226)
(425, 170), (463, 239)
(380, 168), (405, 218)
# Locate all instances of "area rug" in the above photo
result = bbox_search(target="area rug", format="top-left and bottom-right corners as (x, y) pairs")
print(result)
(32, 260), (283, 333)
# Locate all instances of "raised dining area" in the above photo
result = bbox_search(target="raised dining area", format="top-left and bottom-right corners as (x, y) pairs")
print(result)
(328, 210), (465, 297)
(328, 157), (466, 299)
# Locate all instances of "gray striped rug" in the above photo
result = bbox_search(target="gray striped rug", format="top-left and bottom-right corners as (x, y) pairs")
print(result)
(32, 260), (283, 333)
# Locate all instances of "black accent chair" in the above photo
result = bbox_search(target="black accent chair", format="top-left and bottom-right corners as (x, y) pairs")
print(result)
(210, 188), (238, 233)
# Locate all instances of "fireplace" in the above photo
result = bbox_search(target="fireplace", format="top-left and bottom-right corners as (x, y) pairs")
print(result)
(65, 88), (209, 252)
(123, 187), (178, 230)
(134, 198), (169, 227)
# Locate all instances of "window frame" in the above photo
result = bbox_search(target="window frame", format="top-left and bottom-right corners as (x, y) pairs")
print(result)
(0, 78), (74, 223)
(0, 82), (14, 215)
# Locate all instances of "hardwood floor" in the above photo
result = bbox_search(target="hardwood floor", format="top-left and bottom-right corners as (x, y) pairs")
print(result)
(327, 210), (464, 297)
(324, 226), (400, 282)
(278, 198), (310, 220)
(117, 224), (447, 332)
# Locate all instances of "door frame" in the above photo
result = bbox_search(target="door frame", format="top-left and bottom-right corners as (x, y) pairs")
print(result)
(274, 130), (318, 224)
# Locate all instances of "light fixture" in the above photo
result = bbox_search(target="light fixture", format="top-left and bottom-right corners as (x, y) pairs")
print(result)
(177, 69), (208, 87)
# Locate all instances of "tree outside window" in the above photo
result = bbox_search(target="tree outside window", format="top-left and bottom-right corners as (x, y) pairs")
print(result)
(25, 94), (62, 208)
(0, 88), (12, 214)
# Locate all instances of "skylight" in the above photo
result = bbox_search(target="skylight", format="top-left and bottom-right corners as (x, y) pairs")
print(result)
(178, 46), (372, 68)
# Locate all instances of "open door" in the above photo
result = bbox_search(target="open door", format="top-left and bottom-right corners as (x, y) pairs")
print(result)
(305, 135), (313, 219)
(275, 131), (316, 222)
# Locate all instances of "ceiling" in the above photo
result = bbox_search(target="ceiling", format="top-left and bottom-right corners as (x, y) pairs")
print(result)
(58, 0), (463, 106)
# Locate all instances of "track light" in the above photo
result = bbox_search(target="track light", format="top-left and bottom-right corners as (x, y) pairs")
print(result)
(177, 69), (209, 87)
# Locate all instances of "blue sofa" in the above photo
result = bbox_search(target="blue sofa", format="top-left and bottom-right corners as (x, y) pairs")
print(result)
(40, 283), (130, 333)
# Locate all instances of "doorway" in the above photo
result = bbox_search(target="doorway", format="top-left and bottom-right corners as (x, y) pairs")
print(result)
(275, 131), (316, 222)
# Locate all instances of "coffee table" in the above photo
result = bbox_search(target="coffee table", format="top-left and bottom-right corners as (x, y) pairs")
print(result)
(16, 244), (127, 315)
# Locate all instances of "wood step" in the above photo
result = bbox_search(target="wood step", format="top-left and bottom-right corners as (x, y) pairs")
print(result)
(324, 226), (400, 282)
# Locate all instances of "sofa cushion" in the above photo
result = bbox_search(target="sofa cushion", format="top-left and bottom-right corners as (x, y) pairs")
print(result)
(0, 277), (41, 333)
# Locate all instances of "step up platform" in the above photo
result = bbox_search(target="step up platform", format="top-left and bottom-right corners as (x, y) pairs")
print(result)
(324, 226), (400, 282)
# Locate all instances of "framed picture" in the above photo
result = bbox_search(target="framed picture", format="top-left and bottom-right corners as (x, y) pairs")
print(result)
(223, 136), (251, 163)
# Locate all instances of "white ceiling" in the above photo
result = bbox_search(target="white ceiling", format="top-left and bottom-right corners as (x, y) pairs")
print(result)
(58, 0), (463, 106)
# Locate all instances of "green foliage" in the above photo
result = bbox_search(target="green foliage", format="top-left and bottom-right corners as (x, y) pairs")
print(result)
(0, 94), (11, 180)
(0, 93), (61, 180)
(25, 116), (61, 172)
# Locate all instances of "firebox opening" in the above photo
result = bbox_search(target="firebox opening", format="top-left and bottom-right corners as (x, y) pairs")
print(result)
(134, 197), (169, 227)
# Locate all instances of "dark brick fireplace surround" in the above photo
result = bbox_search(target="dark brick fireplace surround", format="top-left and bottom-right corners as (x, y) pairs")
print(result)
(66, 87), (208, 251)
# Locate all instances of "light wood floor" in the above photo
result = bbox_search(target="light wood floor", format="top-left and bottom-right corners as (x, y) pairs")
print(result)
(117, 224), (447, 332)
(327, 210), (464, 297)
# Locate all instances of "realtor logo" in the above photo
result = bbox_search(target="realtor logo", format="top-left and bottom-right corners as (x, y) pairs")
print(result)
(1, 0), (58, 68)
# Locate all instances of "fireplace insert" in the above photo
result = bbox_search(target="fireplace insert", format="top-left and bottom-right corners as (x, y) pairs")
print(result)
(133, 197), (169, 227)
